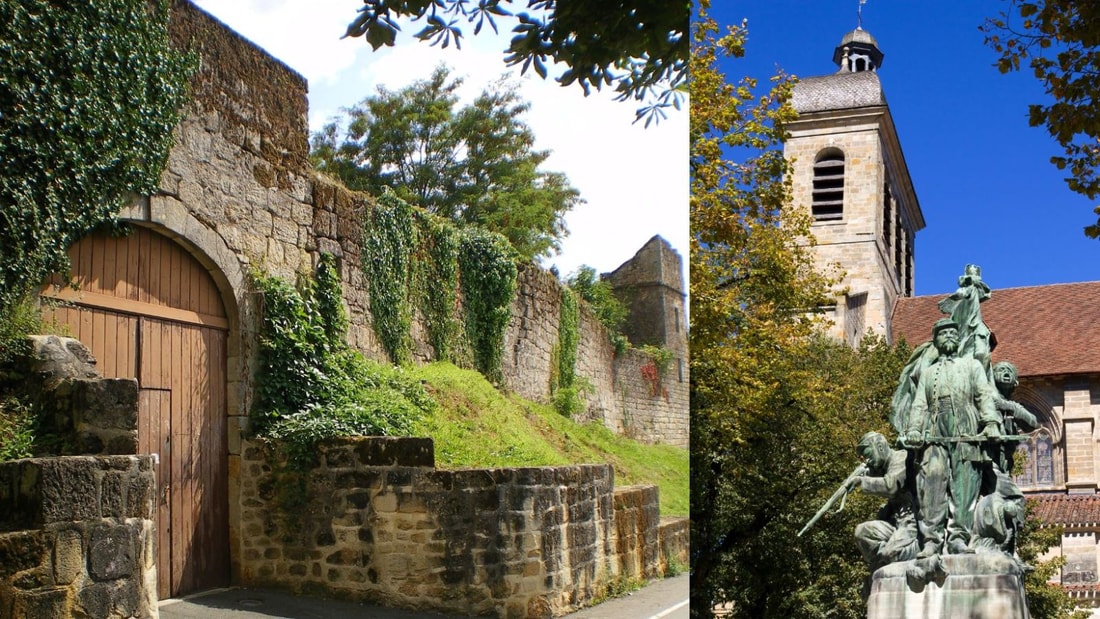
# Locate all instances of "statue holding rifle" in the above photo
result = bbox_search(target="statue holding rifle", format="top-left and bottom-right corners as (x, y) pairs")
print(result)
(901, 316), (1002, 557)
(799, 266), (1035, 616)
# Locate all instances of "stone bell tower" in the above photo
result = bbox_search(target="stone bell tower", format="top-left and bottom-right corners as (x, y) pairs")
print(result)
(785, 27), (925, 346)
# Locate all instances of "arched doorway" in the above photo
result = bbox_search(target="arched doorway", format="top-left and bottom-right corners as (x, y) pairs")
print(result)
(42, 226), (230, 598)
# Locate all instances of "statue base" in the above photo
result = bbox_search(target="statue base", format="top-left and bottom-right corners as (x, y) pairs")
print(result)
(866, 553), (1029, 619)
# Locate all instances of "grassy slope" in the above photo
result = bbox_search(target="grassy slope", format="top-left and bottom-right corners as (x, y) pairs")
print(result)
(409, 362), (688, 517)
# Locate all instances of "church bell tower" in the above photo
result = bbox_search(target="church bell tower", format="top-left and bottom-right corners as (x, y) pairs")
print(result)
(785, 27), (925, 345)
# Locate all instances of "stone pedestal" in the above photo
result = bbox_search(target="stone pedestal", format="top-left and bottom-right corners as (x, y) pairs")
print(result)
(867, 553), (1029, 618)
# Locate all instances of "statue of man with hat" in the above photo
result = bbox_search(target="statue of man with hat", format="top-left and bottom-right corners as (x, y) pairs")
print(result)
(901, 317), (1003, 557)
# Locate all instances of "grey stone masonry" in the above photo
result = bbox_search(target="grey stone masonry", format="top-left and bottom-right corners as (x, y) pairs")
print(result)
(0, 456), (158, 619)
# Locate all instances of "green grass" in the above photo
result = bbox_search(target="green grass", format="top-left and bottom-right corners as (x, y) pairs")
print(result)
(409, 362), (688, 517)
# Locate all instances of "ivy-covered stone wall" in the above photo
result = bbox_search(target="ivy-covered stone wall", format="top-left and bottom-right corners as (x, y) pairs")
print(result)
(114, 2), (690, 587)
(135, 0), (688, 466)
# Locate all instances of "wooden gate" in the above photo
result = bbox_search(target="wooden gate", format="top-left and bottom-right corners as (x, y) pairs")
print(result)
(42, 227), (230, 599)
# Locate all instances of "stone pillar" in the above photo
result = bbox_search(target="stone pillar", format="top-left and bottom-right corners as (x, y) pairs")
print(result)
(1063, 384), (1096, 492)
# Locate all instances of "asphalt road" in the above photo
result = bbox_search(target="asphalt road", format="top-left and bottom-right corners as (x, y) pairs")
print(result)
(159, 574), (689, 619)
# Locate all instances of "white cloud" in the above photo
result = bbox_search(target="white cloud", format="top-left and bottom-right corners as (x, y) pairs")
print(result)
(191, 0), (688, 281)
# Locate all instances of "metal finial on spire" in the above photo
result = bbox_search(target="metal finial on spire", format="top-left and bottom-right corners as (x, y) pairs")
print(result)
(857, 0), (868, 29)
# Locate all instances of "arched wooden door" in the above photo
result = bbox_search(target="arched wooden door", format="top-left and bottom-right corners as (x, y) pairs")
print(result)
(42, 227), (230, 599)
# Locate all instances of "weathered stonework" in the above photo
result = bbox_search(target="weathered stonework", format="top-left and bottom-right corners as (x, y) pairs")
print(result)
(11, 3), (687, 608)
(2, 336), (140, 456)
(236, 437), (686, 617)
(0, 456), (158, 619)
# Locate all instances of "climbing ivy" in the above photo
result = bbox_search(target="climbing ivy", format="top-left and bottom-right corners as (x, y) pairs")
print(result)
(557, 287), (579, 390)
(356, 189), (517, 383)
(551, 286), (584, 416)
(0, 0), (194, 313)
(252, 255), (432, 468)
(458, 228), (518, 384)
(362, 190), (416, 364)
(415, 212), (461, 362)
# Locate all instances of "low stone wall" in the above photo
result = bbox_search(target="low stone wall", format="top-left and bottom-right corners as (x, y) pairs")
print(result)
(3, 335), (140, 457)
(0, 455), (157, 619)
(236, 437), (683, 618)
(657, 517), (690, 575)
(612, 486), (660, 580)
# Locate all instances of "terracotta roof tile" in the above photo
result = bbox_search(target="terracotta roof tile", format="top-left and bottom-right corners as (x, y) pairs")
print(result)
(892, 282), (1100, 377)
(1028, 493), (1100, 526)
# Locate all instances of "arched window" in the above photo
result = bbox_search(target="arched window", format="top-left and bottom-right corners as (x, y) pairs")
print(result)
(812, 149), (845, 221)
(1016, 429), (1057, 489)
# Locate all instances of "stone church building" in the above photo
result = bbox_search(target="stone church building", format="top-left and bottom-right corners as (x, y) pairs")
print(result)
(789, 27), (1100, 611)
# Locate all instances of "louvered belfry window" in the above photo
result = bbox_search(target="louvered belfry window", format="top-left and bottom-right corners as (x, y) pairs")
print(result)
(812, 150), (845, 221)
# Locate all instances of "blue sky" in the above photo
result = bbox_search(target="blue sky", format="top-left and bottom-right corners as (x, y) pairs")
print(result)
(716, 1), (1100, 296)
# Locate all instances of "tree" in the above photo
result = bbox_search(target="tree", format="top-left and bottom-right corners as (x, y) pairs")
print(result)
(1017, 509), (1092, 619)
(0, 0), (193, 314)
(982, 1), (1100, 239)
(342, 0), (688, 125)
(688, 3), (911, 616)
(565, 265), (629, 353)
(311, 65), (580, 261)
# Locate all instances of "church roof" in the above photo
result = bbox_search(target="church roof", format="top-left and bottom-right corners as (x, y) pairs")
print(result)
(1029, 493), (1100, 527)
(792, 71), (886, 113)
(892, 281), (1100, 377)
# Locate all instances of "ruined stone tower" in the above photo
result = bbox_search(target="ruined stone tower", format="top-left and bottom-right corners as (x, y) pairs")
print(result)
(604, 235), (688, 358)
(786, 28), (925, 345)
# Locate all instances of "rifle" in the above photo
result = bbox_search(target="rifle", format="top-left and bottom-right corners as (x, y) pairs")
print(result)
(798, 463), (868, 537)
(923, 434), (1031, 444)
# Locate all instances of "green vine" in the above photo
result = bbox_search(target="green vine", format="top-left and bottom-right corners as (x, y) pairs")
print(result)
(357, 189), (516, 384)
(362, 190), (416, 364)
(557, 287), (579, 390)
(458, 228), (518, 384)
(552, 287), (588, 417)
(0, 0), (194, 313)
(252, 254), (433, 470)
(415, 212), (461, 362)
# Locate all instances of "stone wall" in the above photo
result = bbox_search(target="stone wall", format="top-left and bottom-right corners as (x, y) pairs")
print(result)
(2, 335), (140, 457)
(0, 456), (158, 619)
(236, 437), (686, 618)
(502, 265), (688, 447)
(144, 2), (690, 451)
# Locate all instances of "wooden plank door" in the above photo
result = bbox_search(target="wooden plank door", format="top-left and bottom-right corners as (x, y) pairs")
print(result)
(42, 227), (230, 598)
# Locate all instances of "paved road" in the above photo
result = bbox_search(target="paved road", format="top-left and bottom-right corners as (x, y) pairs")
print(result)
(159, 574), (689, 619)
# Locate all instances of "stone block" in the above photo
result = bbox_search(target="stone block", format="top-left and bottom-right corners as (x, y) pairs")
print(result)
(52, 528), (84, 585)
(10, 587), (71, 619)
(36, 458), (102, 524)
(352, 438), (434, 467)
(866, 554), (1029, 618)
(0, 531), (48, 578)
(88, 523), (134, 581)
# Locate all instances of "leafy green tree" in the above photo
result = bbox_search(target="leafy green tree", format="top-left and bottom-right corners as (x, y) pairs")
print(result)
(1017, 509), (1092, 619)
(982, 1), (1100, 238)
(311, 66), (580, 261)
(0, 0), (193, 313)
(565, 266), (629, 352)
(342, 0), (688, 125)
